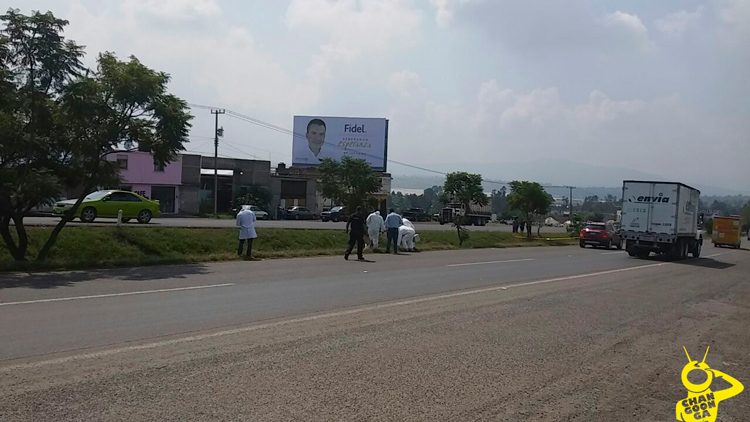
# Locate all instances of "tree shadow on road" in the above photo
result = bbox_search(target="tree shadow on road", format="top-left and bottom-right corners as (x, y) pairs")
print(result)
(0, 263), (211, 289)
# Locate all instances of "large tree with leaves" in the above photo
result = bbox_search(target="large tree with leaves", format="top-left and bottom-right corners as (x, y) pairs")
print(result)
(0, 9), (192, 262)
(443, 172), (487, 210)
(318, 156), (381, 211)
(506, 180), (553, 238)
(442, 172), (488, 244)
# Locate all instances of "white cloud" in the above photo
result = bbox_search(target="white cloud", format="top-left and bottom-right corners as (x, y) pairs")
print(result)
(600, 11), (654, 52)
(16, 0), (747, 190)
(386, 78), (750, 188)
(654, 8), (702, 38)
(387, 70), (422, 97)
(285, 0), (423, 84)
(63, 1), (316, 114)
(122, 0), (221, 21)
(498, 88), (562, 128)
(573, 91), (645, 126)
(429, 0), (472, 28)
(717, 0), (750, 45)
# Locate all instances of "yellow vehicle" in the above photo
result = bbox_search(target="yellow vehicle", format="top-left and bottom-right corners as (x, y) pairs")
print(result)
(712, 215), (741, 248)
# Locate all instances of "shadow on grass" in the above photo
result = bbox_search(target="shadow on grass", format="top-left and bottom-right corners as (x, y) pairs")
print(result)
(0, 263), (211, 289)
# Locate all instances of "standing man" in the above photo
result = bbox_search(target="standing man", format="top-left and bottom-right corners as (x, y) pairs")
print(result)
(345, 206), (366, 261)
(366, 209), (385, 250)
(384, 208), (403, 254)
(236, 205), (258, 259)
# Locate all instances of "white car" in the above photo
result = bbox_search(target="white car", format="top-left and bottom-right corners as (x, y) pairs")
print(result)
(237, 205), (269, 220)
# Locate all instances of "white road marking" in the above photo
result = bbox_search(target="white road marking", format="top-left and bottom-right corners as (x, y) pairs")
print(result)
(600, 251), (624, 255)
(0, 262), (667, 371)
(705, 253), (723, 258)
(447, 258), (535, 267)
(0, 283), (235, 307)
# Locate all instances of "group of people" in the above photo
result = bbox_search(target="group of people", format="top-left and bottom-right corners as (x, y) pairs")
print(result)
(512, 218), (532, 235)
(235, 205), (419, 261)
(345, 208), (419, 261)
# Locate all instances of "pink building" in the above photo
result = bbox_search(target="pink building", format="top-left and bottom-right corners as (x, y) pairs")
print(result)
(107, 151), (183, 214)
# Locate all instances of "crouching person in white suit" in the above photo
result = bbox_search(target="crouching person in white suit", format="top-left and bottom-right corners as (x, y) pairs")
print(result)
(397, 218), (420, 252)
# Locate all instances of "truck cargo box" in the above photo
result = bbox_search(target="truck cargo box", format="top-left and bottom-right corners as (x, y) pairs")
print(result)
(621, 180), (703, 259)
(712, 215), (741, 248)
(621, 180), (700, 237)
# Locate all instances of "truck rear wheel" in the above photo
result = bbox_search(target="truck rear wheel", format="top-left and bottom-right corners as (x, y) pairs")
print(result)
(626, 240), (636, 256)
(669, 240), (687, 260)
(691, 240), (701, 258)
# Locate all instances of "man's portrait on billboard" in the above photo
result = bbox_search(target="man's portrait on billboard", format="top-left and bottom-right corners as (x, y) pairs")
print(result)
(306, 118), (326, 157)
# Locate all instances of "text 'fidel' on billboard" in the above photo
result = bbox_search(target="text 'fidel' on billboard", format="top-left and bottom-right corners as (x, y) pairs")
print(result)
(291, 116), (388, 171)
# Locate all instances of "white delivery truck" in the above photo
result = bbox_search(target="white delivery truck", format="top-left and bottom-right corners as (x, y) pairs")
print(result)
(620, 180), (703, 259)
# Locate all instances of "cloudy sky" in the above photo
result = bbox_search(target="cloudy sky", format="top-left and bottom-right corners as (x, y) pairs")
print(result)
(5, 0), (749, 192)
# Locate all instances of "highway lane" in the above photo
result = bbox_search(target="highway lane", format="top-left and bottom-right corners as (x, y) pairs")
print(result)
(0, 243), (748, 420)
(0, 244), (732, 361)
(21, 215), (568, 232)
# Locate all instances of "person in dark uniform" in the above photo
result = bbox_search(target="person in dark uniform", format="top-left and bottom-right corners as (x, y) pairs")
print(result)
(345, 206), (366, 261)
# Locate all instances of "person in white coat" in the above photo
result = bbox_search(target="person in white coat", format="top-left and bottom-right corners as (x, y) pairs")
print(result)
(398, 218), (419, 252)
(366, 210), (385, 249)
(236, 205), (258, 259)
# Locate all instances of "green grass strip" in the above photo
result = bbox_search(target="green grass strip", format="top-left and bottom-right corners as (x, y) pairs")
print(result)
(0, 227), (576, 272)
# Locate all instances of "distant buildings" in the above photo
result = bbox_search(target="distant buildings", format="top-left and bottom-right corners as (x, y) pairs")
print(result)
(105, 151), (390, 216)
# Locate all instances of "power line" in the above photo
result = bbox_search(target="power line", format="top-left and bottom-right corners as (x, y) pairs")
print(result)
(187, 103), (573, 190)
(221, 139), (261, 160)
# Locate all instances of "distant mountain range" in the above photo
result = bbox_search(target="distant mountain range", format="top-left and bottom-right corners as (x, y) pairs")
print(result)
(389, 159), (745, 197)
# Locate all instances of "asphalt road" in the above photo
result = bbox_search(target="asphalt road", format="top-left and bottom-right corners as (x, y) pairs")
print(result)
(21, 215), (568, 232)
(1, 243), (748, 420)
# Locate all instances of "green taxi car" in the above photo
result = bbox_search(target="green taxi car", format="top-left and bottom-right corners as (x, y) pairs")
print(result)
(53, 190), (161, 223)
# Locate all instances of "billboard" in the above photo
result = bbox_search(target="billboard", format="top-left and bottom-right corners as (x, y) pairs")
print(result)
(292, 116), (388, 171)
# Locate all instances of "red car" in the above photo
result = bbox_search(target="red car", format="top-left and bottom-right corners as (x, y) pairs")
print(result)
(579, 221), (622, 249)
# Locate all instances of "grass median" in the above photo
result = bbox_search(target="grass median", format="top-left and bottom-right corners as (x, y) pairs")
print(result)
(0, 226), (577, 272)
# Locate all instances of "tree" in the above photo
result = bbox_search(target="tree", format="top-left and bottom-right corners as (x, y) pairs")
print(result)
(388, 191), (408, 211)
(490, 186), (507, 216)
(443, 172), (487, 214)
(443, 172), (488, 245)
(506, 181), (553, 238)
(0, 10), (192, 262)
(423, 186), (442, 215)
(234, 185), (272, 212)
(318, 157), (381, 211)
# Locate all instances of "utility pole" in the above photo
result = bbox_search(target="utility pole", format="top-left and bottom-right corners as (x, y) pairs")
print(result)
(568, 186), (574, 217)
(211, 109), (225, 217)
